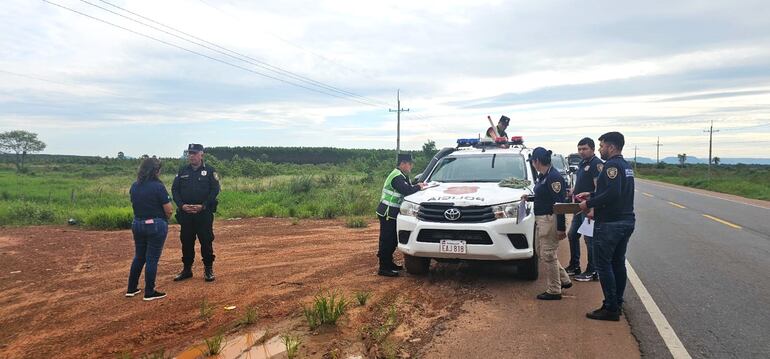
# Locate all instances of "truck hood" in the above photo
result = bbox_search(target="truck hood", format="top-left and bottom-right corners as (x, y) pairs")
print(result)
(404, 182), (532, 207)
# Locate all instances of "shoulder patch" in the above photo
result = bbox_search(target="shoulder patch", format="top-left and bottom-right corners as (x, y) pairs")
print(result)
(597, 163), (604, 173)
(607, 167), (618, 179)
(213, 172), (219, 181)
(551, 181), (562, 193)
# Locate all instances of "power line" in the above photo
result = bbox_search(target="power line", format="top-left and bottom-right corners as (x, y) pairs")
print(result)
(42, 0), (385, 108)
(86, 0), (388, 108)
(196, 0), (383, 84)
(704, 121), (719, 180)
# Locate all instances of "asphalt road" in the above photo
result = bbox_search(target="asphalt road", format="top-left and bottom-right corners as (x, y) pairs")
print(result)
(628, 180), (770, 358)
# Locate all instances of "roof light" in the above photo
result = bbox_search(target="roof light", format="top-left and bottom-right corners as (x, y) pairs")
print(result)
(456, 138), (480, 147)
(510, 136), (524, 145)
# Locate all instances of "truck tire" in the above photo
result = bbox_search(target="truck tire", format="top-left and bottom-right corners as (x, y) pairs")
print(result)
(404, 254), (431, 275)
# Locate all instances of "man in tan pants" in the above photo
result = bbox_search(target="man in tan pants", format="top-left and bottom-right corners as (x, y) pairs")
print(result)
(527, 147), (572, 300)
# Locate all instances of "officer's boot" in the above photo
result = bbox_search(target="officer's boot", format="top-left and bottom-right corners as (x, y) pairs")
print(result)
(173, 265), (193, 281)
(204, 265), (216, 282)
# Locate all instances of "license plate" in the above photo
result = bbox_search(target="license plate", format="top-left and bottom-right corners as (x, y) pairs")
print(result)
(440, 240), (466, 254)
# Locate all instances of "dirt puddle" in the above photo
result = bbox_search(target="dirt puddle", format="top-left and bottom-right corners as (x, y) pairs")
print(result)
(175, 329), (286, 359)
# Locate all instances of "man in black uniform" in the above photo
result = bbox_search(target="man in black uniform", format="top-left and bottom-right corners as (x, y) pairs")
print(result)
(172, 144), (221, 282)
(577, 132), (635, 321)
(566, 137), (604, 281)
(375, 153), (425, 277)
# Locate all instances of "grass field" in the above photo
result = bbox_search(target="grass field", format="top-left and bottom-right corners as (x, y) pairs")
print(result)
(636, 163), (770, 201)
(0, 161), (388, 229)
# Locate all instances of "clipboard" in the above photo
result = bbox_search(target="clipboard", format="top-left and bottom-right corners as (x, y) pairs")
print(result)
(553, 203), (581, 214)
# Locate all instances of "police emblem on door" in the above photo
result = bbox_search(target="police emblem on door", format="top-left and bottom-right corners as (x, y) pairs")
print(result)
(444, 208), (462, 221)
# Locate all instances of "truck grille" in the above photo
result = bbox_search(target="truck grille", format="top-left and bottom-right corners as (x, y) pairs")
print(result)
(417, 204), (495, 223)
(416, 229), (493, 245)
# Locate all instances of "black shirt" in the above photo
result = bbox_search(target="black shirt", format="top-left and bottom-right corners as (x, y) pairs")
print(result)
(171, 163), (221, 212)
(587, 155), (635, 223)
(573, 155), (604, 194)
(533, 166), (567, 231)
(130, 180), (171, 220)
(376, 169), (421, 219)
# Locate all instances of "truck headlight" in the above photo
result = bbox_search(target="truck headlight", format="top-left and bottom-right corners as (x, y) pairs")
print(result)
(491, 201), (519, 220)
(400, 201), (420, 216)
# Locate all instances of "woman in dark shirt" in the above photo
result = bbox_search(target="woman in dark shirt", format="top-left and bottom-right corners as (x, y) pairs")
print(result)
(126, 158), (173, 301)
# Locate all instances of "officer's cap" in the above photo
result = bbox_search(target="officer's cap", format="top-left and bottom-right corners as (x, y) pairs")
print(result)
(499, 115), (510, 125)
(531, 147), (552, 162)
(187, 143), (204, 153)
(397, 153), (414, 165)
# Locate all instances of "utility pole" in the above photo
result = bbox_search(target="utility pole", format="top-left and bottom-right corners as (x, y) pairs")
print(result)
(634, 146), (639, 171)
(655, 137), (663, 164)
(389, 89), (409, 156)
(704, 120), (719, 181)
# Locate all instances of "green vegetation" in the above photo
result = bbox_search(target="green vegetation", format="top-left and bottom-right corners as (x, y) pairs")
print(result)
(199, 297), (215, 322)
(238, 307), (259, 326)
(636, 163), (770, 201)
(202, 332), (226, 356)
(279, 333), (302, 359)
(303, 290), (349, 329)
(0, 146), (438, 228)
(354, 290), (372, 306)
(345, 216), (369, 228)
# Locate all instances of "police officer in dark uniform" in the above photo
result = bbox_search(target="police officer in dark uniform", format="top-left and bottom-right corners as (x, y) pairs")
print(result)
(577, 132), (635, 321)
(526, 147), (572, 300)
(171, 144), (221, 282)
(376, 153), (425, 277)
(566, 137), (604, 281)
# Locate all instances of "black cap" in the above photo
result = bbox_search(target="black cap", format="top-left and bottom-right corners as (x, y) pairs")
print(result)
(531, 147), (552, 162)
(499, 115), (510, 125)
(397, 153), (414, 164)
(187, 143), (204, 153)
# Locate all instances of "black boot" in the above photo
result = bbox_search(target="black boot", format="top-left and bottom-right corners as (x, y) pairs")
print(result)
(204, 266), (216, 282)
(173, 265), (193, 281)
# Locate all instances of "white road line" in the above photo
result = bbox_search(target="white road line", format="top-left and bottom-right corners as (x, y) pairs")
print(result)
(638, 180), (770, 210)
(626, 260), (692, 359)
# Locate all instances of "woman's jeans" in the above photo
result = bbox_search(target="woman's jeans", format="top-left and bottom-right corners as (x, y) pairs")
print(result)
(127, 218), (168, 294)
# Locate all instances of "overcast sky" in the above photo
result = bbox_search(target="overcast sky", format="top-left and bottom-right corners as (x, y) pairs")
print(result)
(2, 0), (770, 159)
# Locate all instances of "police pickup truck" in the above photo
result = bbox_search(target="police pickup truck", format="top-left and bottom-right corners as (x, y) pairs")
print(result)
(397, 137), (539, 279)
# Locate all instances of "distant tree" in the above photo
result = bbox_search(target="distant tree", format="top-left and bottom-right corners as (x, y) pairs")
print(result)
(677, 153), (687, 168)
(0, 130), (46, 172)
(713, 156), (721, 166)
(422, 139), (437, 157)
(117, 151), (125, 160)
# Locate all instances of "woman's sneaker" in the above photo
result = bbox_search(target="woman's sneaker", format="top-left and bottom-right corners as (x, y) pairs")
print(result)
(143, 291), (166, 301)
(125, 289), (141, 297)
(575, 271), (598, 282)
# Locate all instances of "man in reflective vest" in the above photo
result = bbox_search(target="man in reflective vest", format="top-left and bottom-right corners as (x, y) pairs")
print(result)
(376, 153), (426, 277)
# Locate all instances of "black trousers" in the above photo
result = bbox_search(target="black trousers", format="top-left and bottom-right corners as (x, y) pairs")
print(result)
(176, 211), (215, 266)
(377, 215), (397, 267)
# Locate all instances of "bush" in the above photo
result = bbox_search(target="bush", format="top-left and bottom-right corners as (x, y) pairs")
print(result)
(345, 217), (368, 228)
(82, 207), (133, 230)
(287, 176), (314, 194)
(2, 201), (58, 224)
(303, 291), (348, 329)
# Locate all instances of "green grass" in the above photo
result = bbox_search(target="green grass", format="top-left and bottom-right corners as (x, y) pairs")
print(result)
(199, 298), (215, 322)
(0, 163), (384, 229)
(202, 332), (226, 356)
(636, 164), (770, 201)
(303, 290), (349, 329)
(279, 333), (302, 359)
(345, 217), (369, 228)
(354, 290), (372, 306)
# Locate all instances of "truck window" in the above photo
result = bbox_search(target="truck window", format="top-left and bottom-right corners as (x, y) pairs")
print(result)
(428, 154), (527, 183)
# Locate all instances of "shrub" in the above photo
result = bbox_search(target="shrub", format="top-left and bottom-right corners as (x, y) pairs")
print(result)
(280, 334), (302, 359)
(202, 332), (225, 355)
(354, 291), (371, 306)
(287, 176), (314, 194)
(303, 291), (348, 329)
(82, 207), (133, 230)
(345, 217), (368, 228)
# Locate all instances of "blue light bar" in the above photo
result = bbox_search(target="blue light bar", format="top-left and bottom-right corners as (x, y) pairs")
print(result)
(457, 138), (480, 146)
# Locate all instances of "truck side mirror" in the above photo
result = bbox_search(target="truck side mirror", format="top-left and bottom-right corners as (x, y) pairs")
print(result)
(412, 173), (423, 184)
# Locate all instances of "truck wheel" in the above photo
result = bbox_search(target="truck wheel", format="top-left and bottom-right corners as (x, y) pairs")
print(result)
(404, 254), (431, 275)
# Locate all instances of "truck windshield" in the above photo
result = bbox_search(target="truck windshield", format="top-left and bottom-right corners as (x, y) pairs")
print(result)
(428, 154), (527, 183)
(551, 155), (566, 172)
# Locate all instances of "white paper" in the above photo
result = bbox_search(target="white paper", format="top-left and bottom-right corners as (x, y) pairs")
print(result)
(577, 218), (594, 237)
(517, 200), (527, 223)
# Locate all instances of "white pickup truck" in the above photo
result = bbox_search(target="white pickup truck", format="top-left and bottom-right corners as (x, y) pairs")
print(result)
(397, 140), (539, 279)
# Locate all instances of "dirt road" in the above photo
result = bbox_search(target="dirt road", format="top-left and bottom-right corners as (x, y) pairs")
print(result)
(0, 218), (639, 358)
